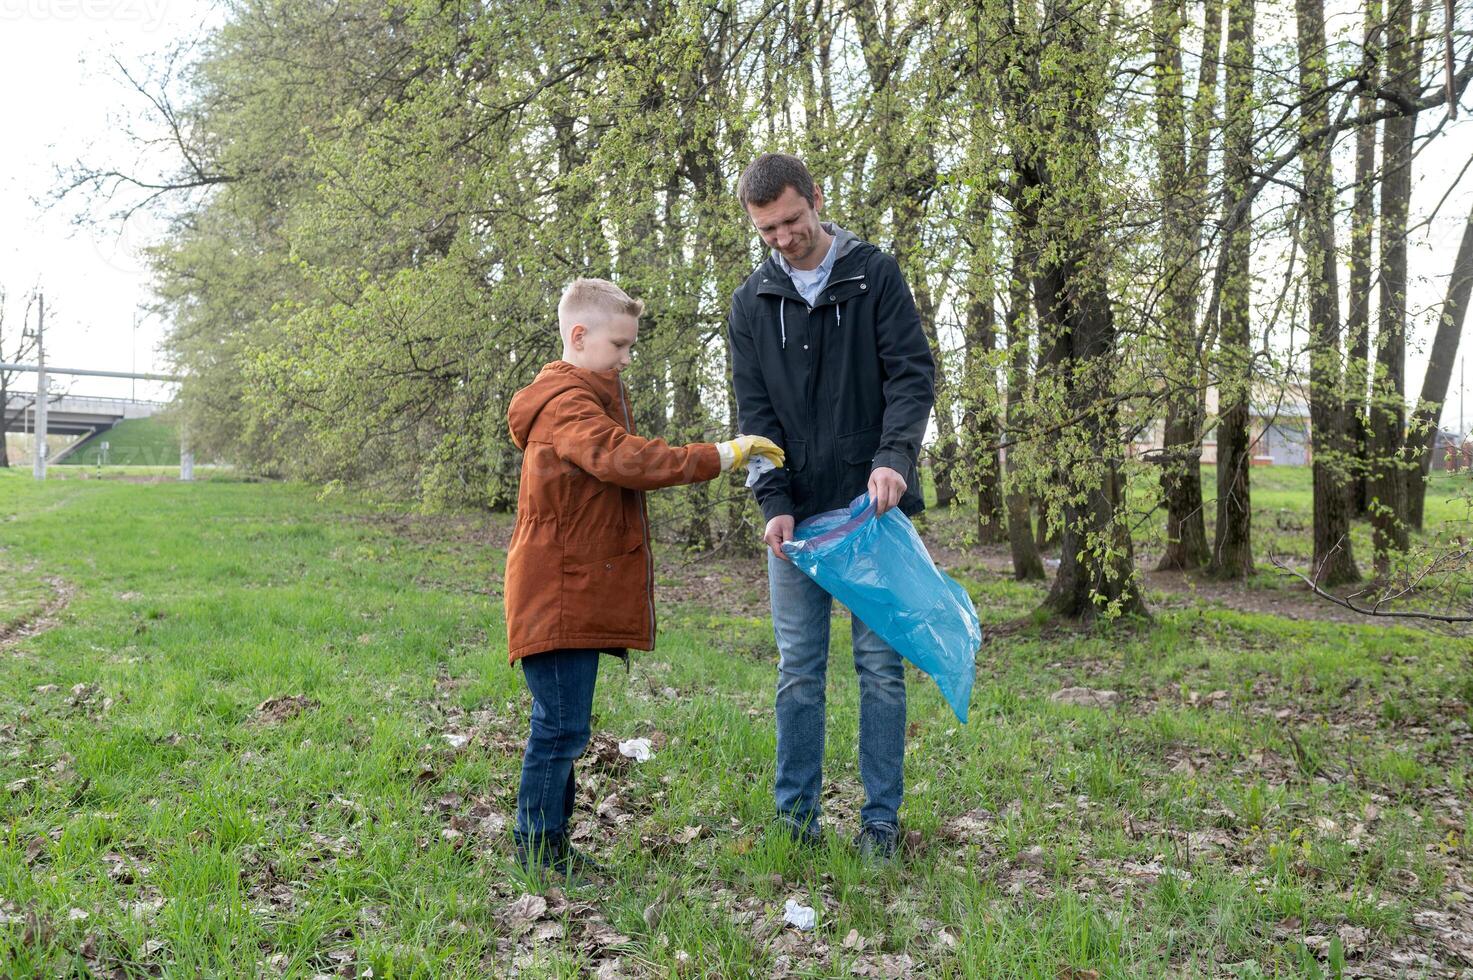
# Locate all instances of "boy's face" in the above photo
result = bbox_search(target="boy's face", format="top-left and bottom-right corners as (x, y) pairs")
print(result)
(568, 314), (638, 373)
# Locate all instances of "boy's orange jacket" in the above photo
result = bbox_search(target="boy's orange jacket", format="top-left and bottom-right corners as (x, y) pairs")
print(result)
(504, 361), (721, 663)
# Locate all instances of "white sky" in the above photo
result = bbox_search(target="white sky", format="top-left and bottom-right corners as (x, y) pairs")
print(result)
(1, 1), (1470, 430)
(0, 0), (213, 404)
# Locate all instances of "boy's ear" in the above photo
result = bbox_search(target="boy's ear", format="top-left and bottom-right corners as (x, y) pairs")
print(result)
(570, 322), (586, 349)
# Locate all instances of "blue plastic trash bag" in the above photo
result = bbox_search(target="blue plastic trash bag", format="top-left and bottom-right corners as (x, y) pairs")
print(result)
(781, 494), (981, 723)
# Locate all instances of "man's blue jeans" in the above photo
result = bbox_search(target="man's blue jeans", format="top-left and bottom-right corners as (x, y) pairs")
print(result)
(514, 648), (600, 843)
(769, 551), (906, 830)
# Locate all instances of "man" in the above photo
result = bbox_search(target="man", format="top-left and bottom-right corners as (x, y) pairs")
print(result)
(727, 153), (935, 861)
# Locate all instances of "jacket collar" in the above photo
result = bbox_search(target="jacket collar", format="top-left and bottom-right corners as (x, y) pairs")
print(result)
(756, 227), (870, 305)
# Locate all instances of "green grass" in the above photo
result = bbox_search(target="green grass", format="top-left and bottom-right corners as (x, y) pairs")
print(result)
(0, 467), (1469, 977)
(57, 417), (181, 467)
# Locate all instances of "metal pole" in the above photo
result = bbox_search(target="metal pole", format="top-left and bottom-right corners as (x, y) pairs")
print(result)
(32, 293), (46, 481)
(131, 311), (137, 403)
(0, 363), (179, 382)
(179, 421), (194, 482)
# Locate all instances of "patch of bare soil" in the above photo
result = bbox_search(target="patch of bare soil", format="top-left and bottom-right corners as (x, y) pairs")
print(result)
(251, 695), (319, 724)
(1141, 567), (1379, 624)
(925, 536), (1405, 627)
(0, 574), (75, 654)
(653, 548), (772, 618)
(342, 509), (513, 550)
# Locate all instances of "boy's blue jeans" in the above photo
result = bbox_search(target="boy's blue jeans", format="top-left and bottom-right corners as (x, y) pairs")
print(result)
(514, 648), (600, 843)
(768, 551), (906, 830)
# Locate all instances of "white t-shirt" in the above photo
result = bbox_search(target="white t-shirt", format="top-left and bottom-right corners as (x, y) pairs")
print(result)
(777, 234), (839, 307)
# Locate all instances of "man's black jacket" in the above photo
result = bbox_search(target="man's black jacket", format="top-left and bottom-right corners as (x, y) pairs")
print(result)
(728, 225), (936, 526)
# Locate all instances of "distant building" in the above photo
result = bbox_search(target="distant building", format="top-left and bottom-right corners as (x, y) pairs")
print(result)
(1130, 385), (1471, 473)
(1431, 429), (1471, 473)
(1130, 382), (1312, 466)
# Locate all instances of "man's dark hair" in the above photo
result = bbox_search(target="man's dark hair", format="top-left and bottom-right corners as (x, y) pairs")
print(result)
(737, 153), (816, 209)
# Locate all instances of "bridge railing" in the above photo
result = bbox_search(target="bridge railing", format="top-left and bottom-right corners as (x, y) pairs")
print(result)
(3, 394), (171, 411)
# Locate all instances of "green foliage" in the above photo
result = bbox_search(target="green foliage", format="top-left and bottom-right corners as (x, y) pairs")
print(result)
(126, 0), (1472, 609)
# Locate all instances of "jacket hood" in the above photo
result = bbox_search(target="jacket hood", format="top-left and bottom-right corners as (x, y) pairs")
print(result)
(507, 360), (623, 450)
(824, 222), (865, 262)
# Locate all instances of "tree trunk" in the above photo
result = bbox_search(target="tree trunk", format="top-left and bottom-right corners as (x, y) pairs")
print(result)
(1036, 255), (1146, 619)
(1031, 336), (1061, 552)
(917, 278), (961, 508)
(1370, 0), (1415, 570)
(1297, 0), (1361, 585)
(964, 193), (1005, 541)
(1346, 0), (1381, 517)
(1209, 0), (1256, 580)
(1407, 203), (1473, 523)
(1153, 0), (1213, 571)
(1004, 215), (1045, 580)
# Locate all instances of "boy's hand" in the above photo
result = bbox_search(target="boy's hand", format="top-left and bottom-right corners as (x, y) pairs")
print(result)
(718, 435), (786, 472)
(764, 515), (796, 561)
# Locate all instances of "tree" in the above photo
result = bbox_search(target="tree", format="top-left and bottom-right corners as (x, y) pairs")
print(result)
(1407, 201), (1473, 524)
(1003, 211), (1045, 581)
(1369, 0), (1417, 571)
(1345, 0), (1382, 517)
(1152, 0), (1220, 571)
(1296, 0), (1361, 585)
(1007, 0), (1147, 620)
(1209, 0), (1257, 580)
(0, 289), (46, 470)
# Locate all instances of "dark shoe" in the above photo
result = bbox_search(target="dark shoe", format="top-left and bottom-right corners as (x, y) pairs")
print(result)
(853, 822), (900, 863)
(516, 834), (606, 879)
(770, 814), (824, 848)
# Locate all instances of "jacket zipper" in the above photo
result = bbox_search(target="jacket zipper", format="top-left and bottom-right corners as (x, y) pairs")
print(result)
(617, 381), (656, 647)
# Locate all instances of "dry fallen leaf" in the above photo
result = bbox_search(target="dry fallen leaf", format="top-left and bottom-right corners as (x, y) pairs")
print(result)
(593, 959), (626, 980)
(1049, 687), (1121, 708)
(504, 893), (548, 935)
(582, 921), (633, 952)
(532, 920), (564, 942)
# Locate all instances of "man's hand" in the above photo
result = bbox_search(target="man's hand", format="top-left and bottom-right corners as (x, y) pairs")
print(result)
(764, 514), (796, 562)
(869, 466), (907, 516)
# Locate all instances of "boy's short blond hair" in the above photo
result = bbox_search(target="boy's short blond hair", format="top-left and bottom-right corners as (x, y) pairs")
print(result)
(557, 278), (644, 329)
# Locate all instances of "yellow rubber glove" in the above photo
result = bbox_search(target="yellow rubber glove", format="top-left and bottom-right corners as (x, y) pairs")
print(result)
(717, 434), (786, 472)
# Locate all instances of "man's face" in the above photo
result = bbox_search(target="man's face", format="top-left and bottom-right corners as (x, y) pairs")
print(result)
(745, 185), (826, 268)
(572, 314), (638, 373)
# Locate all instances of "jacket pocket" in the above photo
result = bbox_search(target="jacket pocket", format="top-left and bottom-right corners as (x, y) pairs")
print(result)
(838, 425), (882, 466)
(562, 542), (647, 637)
(784, 438), (811, 503)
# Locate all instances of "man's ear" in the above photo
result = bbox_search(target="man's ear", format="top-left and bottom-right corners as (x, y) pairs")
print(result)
(812, 185), (824, 213)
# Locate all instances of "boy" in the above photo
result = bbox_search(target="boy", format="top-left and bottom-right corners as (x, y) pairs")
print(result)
(504, 277), (782, 876)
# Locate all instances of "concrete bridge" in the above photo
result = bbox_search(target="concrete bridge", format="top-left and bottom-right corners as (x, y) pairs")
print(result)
(3, 392), (168, 437)
(3, 362), (184, 475)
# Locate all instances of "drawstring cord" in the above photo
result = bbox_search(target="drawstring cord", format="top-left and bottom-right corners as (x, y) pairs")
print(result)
(781, 297), (841, 350)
